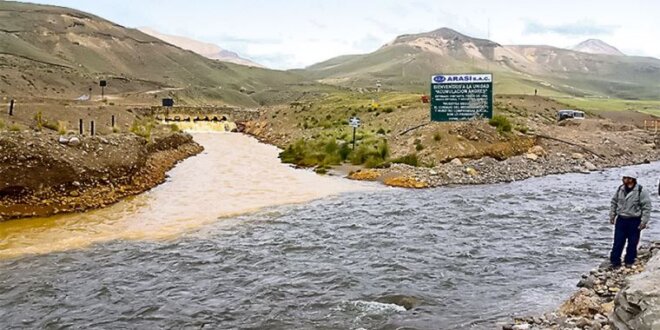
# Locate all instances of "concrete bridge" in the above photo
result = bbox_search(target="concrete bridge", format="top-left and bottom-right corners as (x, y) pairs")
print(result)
(130, 106), (261, 122)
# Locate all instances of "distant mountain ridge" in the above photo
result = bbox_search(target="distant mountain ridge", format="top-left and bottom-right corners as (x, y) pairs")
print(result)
(138, 28), (265, 68)
(572, 39), (625, 56)
(301, 27), (660, 99)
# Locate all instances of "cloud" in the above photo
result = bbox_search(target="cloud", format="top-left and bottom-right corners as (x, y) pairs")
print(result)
(523, 21), (618, 36)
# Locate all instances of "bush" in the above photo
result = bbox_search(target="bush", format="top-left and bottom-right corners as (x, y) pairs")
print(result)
(391, 154), (419, 167)
(130, 118), (154, 140)
(169, 123), (181, 132)
(57, 121), (68, 135)
(33, 111), (45, 130)
(433, 132), (442, 141)
(382, 107), (394, 113)
(9, 124), (21, 132)
(376, 128), (386, 135)
(489, 115), (512, 133)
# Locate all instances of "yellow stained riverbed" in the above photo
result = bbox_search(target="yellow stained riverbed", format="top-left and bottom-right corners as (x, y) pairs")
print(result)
(0, 132), (369, 258)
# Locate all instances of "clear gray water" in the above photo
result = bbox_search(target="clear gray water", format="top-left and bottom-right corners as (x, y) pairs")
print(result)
(1, 162), (659, 329)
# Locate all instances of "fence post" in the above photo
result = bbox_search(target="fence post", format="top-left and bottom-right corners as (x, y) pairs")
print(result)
(8, 99), (14, 116)
(111, 115), (115, 128)
(90, 120), (95, 136)
(79, 119), (83, 135)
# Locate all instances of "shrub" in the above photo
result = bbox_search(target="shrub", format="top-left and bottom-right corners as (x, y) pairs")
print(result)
(338, 143), (351, 161)
(33, 111), (45, 130)
(489, 115), (512, 133)
(391, 154), (419, 167)
(382, 107), (394, 113)
(415, 143), (424, 151)
(57, 121), (68, 135)
(433, 132), (442, 141)
(130, 118), (154, 140)
(376, 128), (386, 135)
(169, 123), (181, 132)
(9, 124), (21, 132)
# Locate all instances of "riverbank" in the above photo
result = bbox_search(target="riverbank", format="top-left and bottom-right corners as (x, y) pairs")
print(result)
(246, 94), (660, 189)
(503, 241), (660, 330)
(0, 131), (203, 220)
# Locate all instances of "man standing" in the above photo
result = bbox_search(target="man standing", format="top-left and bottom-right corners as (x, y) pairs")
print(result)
(609, 170), (652, 268)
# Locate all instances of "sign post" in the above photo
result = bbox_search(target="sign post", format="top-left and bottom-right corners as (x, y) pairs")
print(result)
(430, 74), (493, 122)
(99, 80), (107, 100)
(349, 117), (361, 150)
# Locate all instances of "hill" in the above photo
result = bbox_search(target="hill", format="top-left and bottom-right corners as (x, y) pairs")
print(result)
(137, 27), (264, 68)
(572, 39), (625, 56)
(300, 28), (660, 99)
(0, 1), (318, 106)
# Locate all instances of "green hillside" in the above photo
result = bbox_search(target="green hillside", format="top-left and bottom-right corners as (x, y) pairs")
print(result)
(0, 1), (325, 106)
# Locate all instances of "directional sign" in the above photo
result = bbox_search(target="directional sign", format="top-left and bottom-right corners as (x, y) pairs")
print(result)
(349, 117), (361, 128)
(430, 73), (493, 122)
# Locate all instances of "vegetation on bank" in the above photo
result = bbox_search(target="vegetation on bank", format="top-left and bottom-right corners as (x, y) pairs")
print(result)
(279, 135), (390, 170)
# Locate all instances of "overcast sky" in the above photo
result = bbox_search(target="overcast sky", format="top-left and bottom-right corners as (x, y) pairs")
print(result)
(32, 0), (660, 69)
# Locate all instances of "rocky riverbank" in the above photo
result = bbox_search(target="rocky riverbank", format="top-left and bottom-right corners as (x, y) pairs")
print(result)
(0, 131), (203, 220)
(346, 142), (660, 188)
(502, 241), (660, 330)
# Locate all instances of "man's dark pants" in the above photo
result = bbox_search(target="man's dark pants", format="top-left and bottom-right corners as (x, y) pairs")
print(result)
(610, 216), (642, 267)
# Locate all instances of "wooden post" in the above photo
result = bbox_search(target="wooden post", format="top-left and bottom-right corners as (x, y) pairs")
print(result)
(8, 99), (14, 116)
(79, 119), (83, 135)
(111, 115), (115, 128)
(90, 120), (95, 136)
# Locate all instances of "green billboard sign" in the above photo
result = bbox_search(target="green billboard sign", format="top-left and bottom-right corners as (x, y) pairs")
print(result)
(430, 74), (493, 122)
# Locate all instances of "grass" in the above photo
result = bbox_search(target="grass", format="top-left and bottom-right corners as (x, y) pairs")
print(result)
(391, 154), (419, 167)
(279, 136), (389, 169)
(489, 115), (512, 133)
(552, 97), (660, 116)
(130, 118), (155, 140)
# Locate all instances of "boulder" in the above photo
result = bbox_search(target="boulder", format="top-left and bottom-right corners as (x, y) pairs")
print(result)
(68, 136), (81, 146)
(528, 145), (546, 156)
(450, 158), (463, 166)
(525, 153), (539, 161)
(611, 254), (660, 330)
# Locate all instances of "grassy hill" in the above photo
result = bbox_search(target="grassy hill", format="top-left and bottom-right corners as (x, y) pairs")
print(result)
(0, 1), (327, 106)
(299, 28), (660, 100)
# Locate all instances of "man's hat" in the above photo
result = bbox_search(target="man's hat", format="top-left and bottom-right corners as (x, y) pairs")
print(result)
(622, 170), (638, 180)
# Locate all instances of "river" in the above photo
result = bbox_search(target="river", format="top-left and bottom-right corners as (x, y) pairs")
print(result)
(0, 133), (658, 329)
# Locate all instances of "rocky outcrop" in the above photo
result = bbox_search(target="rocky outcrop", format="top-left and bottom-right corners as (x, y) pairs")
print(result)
(611, 243), (660, 330)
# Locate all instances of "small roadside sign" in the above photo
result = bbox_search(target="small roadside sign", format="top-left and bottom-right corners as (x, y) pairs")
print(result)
(349, 117), (361, 149)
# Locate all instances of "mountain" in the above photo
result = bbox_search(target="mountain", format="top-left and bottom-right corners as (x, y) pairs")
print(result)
(0, 1), (314, 106)
(301, 28), (660, 99)
(138, 28), (264, 68)
(572, 39), (625, 56)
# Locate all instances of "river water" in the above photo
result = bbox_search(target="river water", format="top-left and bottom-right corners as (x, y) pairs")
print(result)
(1, 133), (659, 329)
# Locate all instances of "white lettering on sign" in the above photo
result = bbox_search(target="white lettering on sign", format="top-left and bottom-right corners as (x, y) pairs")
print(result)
(431, 74), (492, 84)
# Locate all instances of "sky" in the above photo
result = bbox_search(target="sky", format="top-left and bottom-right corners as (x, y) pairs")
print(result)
(31, 0), (660, 69)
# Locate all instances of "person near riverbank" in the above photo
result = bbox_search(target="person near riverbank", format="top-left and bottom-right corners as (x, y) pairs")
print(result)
(609, 170), (652, 268)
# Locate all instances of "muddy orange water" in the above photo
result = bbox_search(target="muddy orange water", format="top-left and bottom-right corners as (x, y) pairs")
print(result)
(0, 133), (369, 258)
